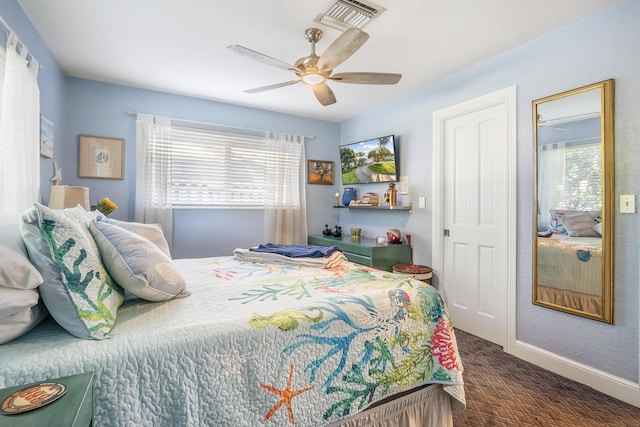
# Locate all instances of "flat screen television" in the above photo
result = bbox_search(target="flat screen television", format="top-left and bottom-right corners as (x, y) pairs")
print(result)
(340, 134), (398, 184)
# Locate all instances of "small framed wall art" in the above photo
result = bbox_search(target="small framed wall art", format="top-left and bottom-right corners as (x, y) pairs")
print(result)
(308, 160), (334, 185)
(78, 135), (124, 179)
(40, 116), (54, 159)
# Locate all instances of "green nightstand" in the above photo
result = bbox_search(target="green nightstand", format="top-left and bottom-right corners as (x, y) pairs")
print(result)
(308, 234), (411, 272)
(0, 372), (94, 427)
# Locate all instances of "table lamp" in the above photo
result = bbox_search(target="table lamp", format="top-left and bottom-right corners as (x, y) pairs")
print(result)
(48, 185), (90, 210)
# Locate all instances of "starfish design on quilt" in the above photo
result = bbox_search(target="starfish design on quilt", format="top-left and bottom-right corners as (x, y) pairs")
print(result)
(260, 363), (313, 424)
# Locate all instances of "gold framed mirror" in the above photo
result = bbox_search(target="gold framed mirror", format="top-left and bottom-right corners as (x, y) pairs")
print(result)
(532, 79), (614, 323)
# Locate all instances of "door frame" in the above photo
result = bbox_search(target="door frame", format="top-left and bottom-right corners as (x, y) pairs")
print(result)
(432, 86), (517, 353)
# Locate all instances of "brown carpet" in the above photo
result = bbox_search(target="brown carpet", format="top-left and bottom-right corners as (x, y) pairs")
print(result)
(452, 329), (640, 427)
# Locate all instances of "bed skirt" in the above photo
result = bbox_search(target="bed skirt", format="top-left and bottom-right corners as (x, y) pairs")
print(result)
(537, 285), (601, 316)
(328, 384), (454, 427)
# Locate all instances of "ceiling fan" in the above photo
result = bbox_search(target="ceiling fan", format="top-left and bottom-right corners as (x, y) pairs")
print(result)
(537, 114), (571, 131)
(227, 27), (402, 106)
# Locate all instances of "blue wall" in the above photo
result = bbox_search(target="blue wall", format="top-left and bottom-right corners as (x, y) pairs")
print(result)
(2, 0), (638, 389)
(341, 0), (640, 382)
(64, 79), (340, 257)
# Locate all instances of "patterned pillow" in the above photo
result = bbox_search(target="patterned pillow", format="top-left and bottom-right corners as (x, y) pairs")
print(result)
(20, 204), (124, 340)
(101, 218), (171, 258)
(89, 221), (188, 302)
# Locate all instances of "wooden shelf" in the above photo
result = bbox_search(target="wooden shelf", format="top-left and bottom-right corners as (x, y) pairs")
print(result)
(333, 204), (412, 211)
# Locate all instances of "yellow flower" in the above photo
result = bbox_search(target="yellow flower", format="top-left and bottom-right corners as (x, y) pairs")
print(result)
(102, 197), (118, 210)
(92, 197), (119, 216)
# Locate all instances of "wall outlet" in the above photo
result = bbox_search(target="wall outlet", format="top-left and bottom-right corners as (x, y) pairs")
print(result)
(620, 194), (635, 213)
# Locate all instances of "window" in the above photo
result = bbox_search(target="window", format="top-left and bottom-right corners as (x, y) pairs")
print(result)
(549, 141), (602, 211)
(151, 125), (300, 208)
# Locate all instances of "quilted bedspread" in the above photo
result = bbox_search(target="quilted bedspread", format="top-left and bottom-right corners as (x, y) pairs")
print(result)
(0, 257), (465, 426)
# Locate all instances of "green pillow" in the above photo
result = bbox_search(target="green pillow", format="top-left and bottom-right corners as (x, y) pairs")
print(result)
(20, 204), (123, 339)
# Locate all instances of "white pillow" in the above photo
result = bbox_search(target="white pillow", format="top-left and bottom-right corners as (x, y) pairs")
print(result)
(0, 302), (47, 345)
(593, 222), (603, 236)
(559, 212), (600, 237)
(89, 221), (188, 302)
(0, 224), (43, 289)
(100, 218), (171, 258)
(0, 287), (40, 318)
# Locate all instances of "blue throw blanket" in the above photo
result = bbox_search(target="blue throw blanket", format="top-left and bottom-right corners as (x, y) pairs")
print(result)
(250, 243), (340, 258)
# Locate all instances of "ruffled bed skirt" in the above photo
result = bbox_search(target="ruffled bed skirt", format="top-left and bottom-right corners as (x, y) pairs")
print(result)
(328, 384), (454, 427)
(537, 285), (601, 315)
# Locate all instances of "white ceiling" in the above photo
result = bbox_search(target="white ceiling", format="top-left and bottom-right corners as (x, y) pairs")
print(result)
(19, 0), (617, 123)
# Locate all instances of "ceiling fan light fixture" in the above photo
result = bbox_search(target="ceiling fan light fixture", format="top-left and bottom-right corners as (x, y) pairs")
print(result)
(302, 73), (325, 85)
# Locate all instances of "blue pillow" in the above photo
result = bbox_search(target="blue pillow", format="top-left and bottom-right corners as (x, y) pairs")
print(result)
(100, 218), (171, 258)
(89, 221), (188, 302)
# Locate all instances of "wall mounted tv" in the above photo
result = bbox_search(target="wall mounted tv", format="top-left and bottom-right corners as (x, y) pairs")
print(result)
(340, 135), (398, 184)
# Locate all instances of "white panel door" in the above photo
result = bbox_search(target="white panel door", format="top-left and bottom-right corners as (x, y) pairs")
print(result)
(443, 104), (508, 346)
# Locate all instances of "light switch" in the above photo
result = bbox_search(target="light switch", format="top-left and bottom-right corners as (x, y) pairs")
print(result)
(620, 194), (635, 213)
(418, 197), (426, 209)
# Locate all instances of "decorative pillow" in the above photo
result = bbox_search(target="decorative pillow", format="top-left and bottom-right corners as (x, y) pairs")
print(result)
(0, 301), (48, 345)
(19, 203), (124, 340)
(101, 218), (171, 258)
(0, 224), (43, 289)
(549, 209), (600, 234)
(560, 212), (600, 237)
(89, 221), (188, 302)
(0, 287), (40, 318)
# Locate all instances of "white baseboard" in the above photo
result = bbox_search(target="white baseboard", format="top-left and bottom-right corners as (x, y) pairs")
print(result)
(510, 339), (640, 407)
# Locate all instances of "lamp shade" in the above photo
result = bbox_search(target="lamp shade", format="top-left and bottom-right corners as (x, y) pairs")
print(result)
(48, 185), (90, 210)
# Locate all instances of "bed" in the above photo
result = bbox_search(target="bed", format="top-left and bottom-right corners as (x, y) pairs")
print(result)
(536, 234), (603, 315)
(0, 204), (465, 426)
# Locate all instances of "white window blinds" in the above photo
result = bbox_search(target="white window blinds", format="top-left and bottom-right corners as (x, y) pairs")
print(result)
(542, 140), (602, 211)
(158, 125), (300, 208)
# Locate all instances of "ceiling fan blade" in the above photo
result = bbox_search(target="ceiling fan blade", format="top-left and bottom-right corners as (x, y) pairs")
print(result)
(329, 72), (402, 85)
(313, 83), (337, 106)
(227, 45), (298, 72)
(244, 80), (301, 94)
(317, 28), (369, 72)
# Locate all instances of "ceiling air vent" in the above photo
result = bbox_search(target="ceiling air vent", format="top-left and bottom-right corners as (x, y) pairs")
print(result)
(315, 0), (385, 31)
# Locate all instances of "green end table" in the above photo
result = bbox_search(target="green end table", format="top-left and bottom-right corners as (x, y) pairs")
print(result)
(0, 372), (94, 427)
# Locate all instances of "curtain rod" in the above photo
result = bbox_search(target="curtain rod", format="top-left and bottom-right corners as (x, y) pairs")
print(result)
(127, 110), (315, 140)
(0, 16), (43, 71)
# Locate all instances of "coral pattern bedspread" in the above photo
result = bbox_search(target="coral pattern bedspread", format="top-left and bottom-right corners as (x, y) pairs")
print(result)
(0, 257), (464, 426)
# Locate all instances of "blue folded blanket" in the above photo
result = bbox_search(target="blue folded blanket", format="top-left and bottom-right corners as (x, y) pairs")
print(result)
(250, 243), (341, 258)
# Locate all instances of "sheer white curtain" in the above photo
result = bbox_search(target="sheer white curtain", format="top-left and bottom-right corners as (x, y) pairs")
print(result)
(135, 114), (174, 249)
(264, 132), (307, 244)
(537, 143), (565, 230)
(0, 31), (40, 215)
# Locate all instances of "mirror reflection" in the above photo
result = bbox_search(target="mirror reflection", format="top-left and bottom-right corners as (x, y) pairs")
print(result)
(533, 80), (614, 323)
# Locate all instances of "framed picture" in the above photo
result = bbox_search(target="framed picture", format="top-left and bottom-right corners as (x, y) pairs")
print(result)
(40, 116), (54, 159)
(307, 159), (334, 185)
(78, 135), (124, 179)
